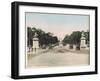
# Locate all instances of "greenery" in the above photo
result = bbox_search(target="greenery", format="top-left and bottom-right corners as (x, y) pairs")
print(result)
(62, 31), (89, 50)
(84, 31), (89, 44)
(27, 27), (59, 49)
(27, 26), (89, 50)
(63, 31), (81, 45)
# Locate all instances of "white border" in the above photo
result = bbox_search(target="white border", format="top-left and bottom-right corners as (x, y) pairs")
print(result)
(19, 5), (95, 76)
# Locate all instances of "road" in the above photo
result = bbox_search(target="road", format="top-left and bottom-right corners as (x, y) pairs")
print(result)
(27, 45), (89, 68)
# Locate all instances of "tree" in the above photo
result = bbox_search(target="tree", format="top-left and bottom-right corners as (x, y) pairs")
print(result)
(63, 31), (81, 45)
(84, 31), (89, 47)
(27, 27), (59, 49)
(62, 35), (70, 46)
(27, 27), (33, 47)
(71, 31), (81, 45)
(62, 31), (81, 49)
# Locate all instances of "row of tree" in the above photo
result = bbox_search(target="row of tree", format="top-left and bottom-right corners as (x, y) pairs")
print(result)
(62, 31), (89, 49)
(27, 27), (59, 49)
(27, 26), (89, 50)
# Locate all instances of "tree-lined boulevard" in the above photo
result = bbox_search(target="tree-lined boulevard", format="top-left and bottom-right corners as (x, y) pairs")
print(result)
(27, 27), (89, 50)
(26, 27), (89, 68)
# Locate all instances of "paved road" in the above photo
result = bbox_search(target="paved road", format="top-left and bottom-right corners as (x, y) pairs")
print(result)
(27, 46), (89, 68)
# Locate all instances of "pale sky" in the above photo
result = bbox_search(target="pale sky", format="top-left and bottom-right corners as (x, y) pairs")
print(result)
(26, 12), (89, 39)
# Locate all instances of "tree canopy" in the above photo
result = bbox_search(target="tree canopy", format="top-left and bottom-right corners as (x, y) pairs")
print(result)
(62, 31), (89, 46)
(63, 31), (81, 45)
(27, 27), (59, 48)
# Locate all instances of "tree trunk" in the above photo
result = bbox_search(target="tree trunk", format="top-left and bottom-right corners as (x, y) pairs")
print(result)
(69, 44), (73, 49)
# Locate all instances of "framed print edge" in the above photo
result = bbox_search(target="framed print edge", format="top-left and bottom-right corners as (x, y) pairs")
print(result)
(95, 6), (98, 74)
(11, 2), (19, 79)
(11, 1), (98, 79)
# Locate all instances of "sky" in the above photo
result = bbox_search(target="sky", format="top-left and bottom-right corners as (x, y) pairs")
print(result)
(26, 12), (89, 39)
